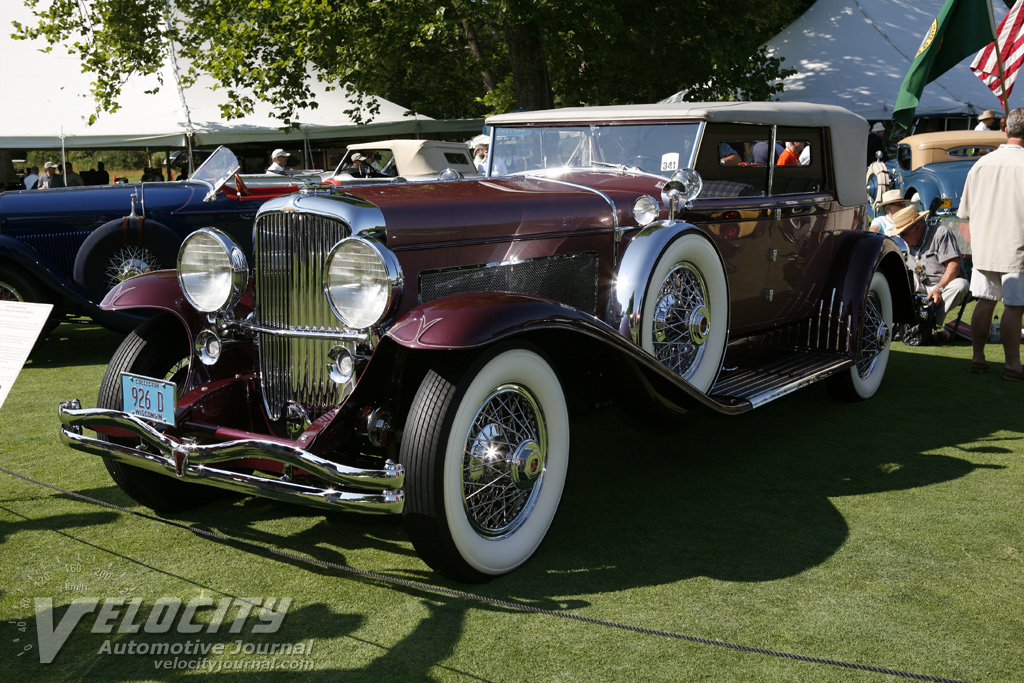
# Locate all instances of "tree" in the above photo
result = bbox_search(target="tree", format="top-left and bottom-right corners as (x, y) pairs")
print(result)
(14, 0), (810, 126)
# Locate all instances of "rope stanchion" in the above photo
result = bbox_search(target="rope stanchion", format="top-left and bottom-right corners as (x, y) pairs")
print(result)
(0, 465), (974, 683)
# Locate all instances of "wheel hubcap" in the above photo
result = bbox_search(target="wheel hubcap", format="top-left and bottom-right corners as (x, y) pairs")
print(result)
(652, 262), (709, 379)
(105, 247), (161, 288)
(462, 383), (546, 537)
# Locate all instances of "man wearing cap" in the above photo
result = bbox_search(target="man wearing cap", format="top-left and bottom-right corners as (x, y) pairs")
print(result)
(890, 205), (969, 342)
(975, 110), (1001, 131)
(36, 161), (59, 189)
(867, 122), (887, 164)
(266, 149), (290, 174)
(959, 107), (1024, 379)
(868, 189), (906, 235)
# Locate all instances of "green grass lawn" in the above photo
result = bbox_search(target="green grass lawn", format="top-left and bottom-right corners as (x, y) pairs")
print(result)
(1, 320), (1021, 682)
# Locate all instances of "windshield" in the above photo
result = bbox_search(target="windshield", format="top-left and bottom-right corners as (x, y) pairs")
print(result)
(190, 146), (241, 201)
(490, 123), (701, 177)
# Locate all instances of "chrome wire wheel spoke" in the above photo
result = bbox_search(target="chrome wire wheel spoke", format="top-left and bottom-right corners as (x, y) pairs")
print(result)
(652, 263), (709, 379)
(857, 291), (886, 378)
(462, 383), (546, 537)
(0, 282), (23, 302)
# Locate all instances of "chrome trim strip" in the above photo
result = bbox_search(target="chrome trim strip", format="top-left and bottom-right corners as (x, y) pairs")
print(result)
(236, 319), (369, 341)
(58, 401), (404, 493)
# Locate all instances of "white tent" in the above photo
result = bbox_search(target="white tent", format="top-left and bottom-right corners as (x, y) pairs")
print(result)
(761, 0), (1008, 122)
(0, 4), (477, 150)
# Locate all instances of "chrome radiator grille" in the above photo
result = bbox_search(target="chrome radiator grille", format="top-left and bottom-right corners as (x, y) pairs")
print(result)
(253, 212), (351, 421)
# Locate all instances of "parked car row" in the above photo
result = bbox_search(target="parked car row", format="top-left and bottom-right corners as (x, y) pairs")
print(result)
(56, 101), (915, 582)
(0, 140), (479, 334)
(0, 147), (303, 331)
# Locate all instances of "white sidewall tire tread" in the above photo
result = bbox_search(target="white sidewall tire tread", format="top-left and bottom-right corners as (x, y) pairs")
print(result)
(442, 347), (569, 576)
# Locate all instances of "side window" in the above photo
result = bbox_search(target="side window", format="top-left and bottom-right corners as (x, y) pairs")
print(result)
(696, 124), (770, 198)
(771, 126), (826, 196)
(897, 145), (912, 171)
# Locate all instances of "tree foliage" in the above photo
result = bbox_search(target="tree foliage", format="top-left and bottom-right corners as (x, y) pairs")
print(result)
(14, 0), (811, 126)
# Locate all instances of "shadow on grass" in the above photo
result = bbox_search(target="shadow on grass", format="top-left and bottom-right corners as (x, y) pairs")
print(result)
(27, 323), (126, 368)
(17, 344), (1016, 680)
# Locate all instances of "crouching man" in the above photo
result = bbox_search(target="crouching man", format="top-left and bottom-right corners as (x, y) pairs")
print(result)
(890, 205), (969, 343)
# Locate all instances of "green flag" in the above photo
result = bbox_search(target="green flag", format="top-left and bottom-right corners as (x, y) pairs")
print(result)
(893, 0), (996, 128)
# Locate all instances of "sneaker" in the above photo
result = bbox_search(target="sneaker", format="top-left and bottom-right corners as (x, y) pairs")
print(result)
(934, 328), (951, 344)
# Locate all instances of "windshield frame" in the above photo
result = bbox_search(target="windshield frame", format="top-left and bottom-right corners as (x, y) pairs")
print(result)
(488, 121), (703, 178)
(190, 146), (241, 202)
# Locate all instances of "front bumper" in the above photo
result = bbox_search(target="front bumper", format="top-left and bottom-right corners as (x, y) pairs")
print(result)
(58, 400), (404, 514)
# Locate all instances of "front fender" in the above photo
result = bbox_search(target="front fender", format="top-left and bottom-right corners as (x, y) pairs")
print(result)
(605, 220), (726, 342)
(101, 269), (209, 338)
(384, 291), (745, 415)
(386, 292), (597, 350)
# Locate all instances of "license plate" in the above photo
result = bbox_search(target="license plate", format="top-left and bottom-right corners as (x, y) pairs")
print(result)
(120, 373), (176, 426)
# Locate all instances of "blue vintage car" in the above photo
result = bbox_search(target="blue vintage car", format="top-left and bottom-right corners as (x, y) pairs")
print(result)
(866, 130), (1005, 218)
(0, 147), (302, 331)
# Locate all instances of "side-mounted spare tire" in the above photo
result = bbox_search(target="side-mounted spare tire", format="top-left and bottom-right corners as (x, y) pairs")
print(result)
(73, 218), (181, 300)
(638, 233), (728, 393)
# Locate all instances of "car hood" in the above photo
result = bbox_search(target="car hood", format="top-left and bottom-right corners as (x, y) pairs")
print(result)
(340, 172), (663, 247)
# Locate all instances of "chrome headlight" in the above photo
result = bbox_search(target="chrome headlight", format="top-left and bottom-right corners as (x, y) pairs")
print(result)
(324, 237), (402, 329)
(177, 229), (248, 313)
(633, 195), (659, 226)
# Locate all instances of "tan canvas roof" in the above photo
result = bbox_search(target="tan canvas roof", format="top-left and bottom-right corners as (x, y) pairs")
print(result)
(488, 102), (869, 207)
(897, 130), (1007, 170)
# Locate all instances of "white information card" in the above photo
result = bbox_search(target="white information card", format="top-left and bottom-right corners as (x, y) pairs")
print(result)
(0, 301), (53, 411)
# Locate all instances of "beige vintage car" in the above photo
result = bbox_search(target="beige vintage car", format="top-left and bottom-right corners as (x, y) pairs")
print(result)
(326, 139), (480, 184)
(867, 130), (1006, 214)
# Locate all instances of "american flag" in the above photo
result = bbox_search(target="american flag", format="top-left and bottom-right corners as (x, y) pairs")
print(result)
(971, 0), (1024, 101)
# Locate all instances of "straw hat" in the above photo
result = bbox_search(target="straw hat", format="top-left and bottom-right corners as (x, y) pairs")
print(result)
(890, 205), (929, 236)
(979, 110), (1000, 122)
(878, 189), (905, 207)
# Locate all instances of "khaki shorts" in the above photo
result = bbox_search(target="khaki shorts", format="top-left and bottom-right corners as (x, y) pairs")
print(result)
(970, 269), (1024, 306)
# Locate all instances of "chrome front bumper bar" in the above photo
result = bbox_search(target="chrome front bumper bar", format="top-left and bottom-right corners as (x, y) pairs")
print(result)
(58, 400), (404, 514)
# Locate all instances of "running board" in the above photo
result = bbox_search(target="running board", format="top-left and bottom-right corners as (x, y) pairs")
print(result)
(709, 352), (853, 409)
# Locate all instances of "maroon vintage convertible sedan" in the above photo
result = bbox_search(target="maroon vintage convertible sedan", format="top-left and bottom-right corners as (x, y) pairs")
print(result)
(59, 102), (914, 581)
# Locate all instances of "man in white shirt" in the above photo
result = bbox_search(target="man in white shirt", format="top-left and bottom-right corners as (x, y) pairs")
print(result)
(959, 107), (1024, 379)
(974, 110), (1001, 131)
(266, 149), (290, 174)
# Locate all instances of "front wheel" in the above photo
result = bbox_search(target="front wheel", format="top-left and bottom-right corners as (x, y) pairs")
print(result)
(827, 272), (893, 401)
(97, 314), (227, 512)
(401, 345), (569, 582)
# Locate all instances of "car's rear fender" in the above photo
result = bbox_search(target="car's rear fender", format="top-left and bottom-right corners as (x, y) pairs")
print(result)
(0, 233), (146, 330)
(822, 231), (916, 336)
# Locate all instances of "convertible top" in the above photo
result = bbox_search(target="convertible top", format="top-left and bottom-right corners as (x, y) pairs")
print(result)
(488, 102), (869, 207)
